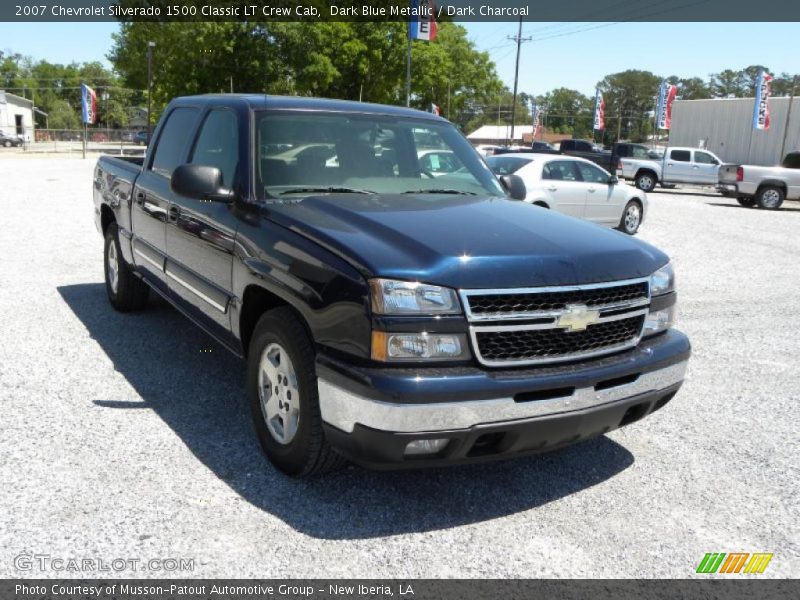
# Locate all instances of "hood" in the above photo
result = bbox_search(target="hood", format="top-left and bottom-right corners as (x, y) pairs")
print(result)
(263, 194), (668, 289)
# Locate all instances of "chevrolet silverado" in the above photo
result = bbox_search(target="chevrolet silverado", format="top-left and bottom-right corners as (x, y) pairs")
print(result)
(93, 95), (690, 476)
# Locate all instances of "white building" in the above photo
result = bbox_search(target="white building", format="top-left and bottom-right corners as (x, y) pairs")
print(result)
(670, 97), (800, 166)
(0, 91), (34, 140)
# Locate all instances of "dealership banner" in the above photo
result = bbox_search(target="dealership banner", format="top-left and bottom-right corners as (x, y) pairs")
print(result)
(593, 89), (605, 131)
(531, 103), (542, 139)
(656, 80), (678, 130)
(408, 0), (437, 40)
(752, 69), (773, 130)
(80, 83), (97, 124)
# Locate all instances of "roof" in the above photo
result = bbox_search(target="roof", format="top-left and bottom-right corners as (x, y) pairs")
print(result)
(0, 91), (34, 107)
(171, 94), (444, 121)
(467, 125), (536, 140)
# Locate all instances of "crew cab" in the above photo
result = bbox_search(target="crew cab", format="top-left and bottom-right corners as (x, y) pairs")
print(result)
(717, 152), (800, 209)
(94, 94), (690, 476)
(618, 146), (723, 192)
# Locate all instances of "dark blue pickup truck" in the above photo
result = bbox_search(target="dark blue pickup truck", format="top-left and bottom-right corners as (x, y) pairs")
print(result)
(93, 94), (690, 476)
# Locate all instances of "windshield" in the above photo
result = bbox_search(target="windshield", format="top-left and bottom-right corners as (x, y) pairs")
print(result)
(256, 112), (504, 198)
(485, 155), (533, 175)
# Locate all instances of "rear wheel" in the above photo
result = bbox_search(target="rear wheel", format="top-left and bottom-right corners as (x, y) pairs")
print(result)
(635, 172), (656, 192)
(617, 200), (642, 235)
(756, 186), (784, 210)
(737, 197), (756, 208)
(104, 223), (149, 311)
(3, 140), (11, 148)
(247, 307), (346, 476)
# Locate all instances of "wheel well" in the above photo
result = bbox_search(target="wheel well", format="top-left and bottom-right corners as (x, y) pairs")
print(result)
(635, 169), (657, 181)
(100, 204), (115, 234)
(757, 181), (787, 195)
(239, 285), (313, 357)
(533, 201), (549, 209)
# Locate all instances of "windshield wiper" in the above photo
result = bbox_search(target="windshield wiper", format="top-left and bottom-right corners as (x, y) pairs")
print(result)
(400, 189), (477, 195)
(278, 186), (375, 196)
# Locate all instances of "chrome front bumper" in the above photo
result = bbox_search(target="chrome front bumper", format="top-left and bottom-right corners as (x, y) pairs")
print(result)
(318, 360), (688, 434)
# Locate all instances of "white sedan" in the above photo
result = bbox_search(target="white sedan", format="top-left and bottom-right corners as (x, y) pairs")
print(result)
(486, 153), (648, 235)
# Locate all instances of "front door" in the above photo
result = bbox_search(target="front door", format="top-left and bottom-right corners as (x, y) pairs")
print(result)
(663, 148), (692, 182)
(165, 108), (240, 345)
(576, 161), (623, 225)
(130, 106), (199, 293)
(693, 150), (721, 184)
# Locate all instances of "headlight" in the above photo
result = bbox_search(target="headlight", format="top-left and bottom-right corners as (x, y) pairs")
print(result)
(649, 262), (675, 296)
(370, 278), (461, 315)
(371, 331), (470, 362)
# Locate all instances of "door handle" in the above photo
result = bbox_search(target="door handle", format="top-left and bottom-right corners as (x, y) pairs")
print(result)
(667, 163), (673, 167)
(135, 191), (146, 206)
(168, 205), (180, 222)
(546, 186), (558, 192)
(692, 165), (699, 169)
(587, 187), (596, 193)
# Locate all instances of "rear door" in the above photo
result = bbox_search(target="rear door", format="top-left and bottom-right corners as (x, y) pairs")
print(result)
(165, 107), (241, 346)
(663, 149), (692, 182)
(130, 106), (199, 293)
(692, 150), (721, 184)
(541, 159), (587, 218)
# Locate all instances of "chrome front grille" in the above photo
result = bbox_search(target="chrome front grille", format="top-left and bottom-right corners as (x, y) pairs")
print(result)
(460, 278), (650, 367)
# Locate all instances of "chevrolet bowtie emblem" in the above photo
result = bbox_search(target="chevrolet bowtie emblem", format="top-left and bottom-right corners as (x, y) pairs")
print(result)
(557, 304), (600, 332)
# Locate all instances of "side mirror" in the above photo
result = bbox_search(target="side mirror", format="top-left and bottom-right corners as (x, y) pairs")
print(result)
(608, 175), (619, 185)
(499, 174), (527, 201)
(171, 164), (233, 202)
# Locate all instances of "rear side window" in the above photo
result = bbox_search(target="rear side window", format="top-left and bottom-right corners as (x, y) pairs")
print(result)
(670, 149), (691, 162)
(190, 109), (239, 187)
(561, 140), (575, 151)
(150, 107), (199, 178)
(485, 156), (532, 175)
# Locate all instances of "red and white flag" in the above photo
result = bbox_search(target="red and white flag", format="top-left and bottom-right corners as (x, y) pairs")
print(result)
(593, 89), (605, 131)
(430, 103), (440, 116)
(752, 69), (773, 130)
(656, 81), (678, 130)
(408, 0), (437, 41)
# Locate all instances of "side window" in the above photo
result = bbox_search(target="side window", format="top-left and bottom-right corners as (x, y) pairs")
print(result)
(694, 151), (717, 165)
(630, 146), (650, 158)
(575, 141), (592, 152)
(190, 109), (239, 188)
(576, 161), (610, 183)
(561, 140), (575, 151)
(150, 107), (199, 178)
(670, 149), (691, 162)
(542, 161), (579, 181)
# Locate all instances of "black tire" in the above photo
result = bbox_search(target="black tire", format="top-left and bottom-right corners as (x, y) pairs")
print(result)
(737, 197), (756, 208)
(617, 200), (643, 235)
(247, 307), (346, 476)
(103, 223), (149, 311)
(635, 171), (657, 192)
(755, 186), (784, 210)
(3, 140), (11, 148)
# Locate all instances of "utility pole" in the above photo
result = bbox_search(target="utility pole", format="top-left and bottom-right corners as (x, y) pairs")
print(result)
(146, 41), (155, 145)
(779, 75), (798, 160)
(508, 17), (531, 144)
(616, 93), (625, 142)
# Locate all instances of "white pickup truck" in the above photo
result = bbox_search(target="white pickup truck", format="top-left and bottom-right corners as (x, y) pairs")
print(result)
(617, 147), (723, 192)
(717, 152), (800, 210)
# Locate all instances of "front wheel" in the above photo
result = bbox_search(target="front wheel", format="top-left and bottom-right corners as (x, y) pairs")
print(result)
(617, 200), (642, 235)
(635, 172), (657, 192)
(247, 307), (346, 476)
(3, 140), (11, 148)
(756, 186), (784, 210)
(737, 197), (756, 208)
(104, 223), (149, 311)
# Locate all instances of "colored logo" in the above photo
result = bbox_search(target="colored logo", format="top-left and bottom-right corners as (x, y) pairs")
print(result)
(696, 553), (773, 574)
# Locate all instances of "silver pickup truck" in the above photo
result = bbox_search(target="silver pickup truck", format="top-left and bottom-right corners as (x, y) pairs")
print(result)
(718, 152), (800, 209)
(618, 147), (723, 192)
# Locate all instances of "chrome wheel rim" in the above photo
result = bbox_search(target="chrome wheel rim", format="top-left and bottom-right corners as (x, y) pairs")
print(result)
(107, 240), (119, 294)
(639, 176), (653, 190)
(624, 204), (641, 232)
(258, 343), (300, 445)
(761, 189), (781, 208)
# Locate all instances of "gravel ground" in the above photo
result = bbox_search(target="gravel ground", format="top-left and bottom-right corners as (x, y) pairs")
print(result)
(0, 158), (798, 578)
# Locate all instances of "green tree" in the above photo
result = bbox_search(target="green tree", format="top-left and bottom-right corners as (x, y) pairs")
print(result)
(597, 70), (661, 143)
(535, 88), (593, 138)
